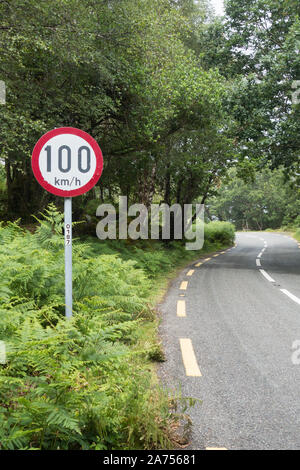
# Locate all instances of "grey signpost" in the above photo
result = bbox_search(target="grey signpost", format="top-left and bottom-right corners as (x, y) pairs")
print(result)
(0, 80), (6, 105)
(64, 197), (73, 318)
(31, 127), (103, 318)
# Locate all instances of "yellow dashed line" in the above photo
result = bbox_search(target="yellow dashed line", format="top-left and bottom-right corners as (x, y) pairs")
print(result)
(179, 338), (202, 377)
(204, 257), (211, 261)
(187, 269), (194, 276)
(180, 281), (188, 290)
(195, 262), (202, 267)
(213, 254), (219, 257)
(177, 300), (186, 317)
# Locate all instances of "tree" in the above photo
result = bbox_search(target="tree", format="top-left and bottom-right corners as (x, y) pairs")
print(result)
(0, 0), (234, 221)
(208, 167), (300, 230)
(0, 0), (122, 217)
(222, 0), (300, 182)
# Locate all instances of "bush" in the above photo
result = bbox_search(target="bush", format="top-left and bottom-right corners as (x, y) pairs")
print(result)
(204, 221), (235, 246)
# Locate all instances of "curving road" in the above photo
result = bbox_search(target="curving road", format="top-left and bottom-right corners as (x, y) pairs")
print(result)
(159, 232), (300, 450)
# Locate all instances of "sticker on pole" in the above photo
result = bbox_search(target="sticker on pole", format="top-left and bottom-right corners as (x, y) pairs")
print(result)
(32, 127), (103, 197)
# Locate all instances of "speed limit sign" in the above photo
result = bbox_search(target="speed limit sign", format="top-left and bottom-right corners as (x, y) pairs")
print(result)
(32, 127), (104, 318)
(32, 127), (103, 197)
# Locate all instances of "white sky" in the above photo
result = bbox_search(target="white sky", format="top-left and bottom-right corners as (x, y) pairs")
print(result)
(210, 0), (225, 16)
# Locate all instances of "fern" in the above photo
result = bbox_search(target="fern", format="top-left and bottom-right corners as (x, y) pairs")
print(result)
(0, 204), (226, 450)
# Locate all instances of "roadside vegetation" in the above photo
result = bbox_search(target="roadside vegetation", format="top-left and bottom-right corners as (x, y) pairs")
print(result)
(208, 168), (300, 233)
(0, 0), (298, 451)
(0, 206), (234, 449)
(294, 230), (300, 242)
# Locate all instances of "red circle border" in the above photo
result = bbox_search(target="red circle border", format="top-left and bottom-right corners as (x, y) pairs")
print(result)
(31, 127), (103, 197)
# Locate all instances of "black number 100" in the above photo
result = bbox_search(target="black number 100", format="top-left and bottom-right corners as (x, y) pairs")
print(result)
(45, 145), (91, 173)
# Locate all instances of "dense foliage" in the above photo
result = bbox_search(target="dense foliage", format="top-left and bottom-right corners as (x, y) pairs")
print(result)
(0, 205), (234, 449)
(0, 0), (298, 224)
(208, 168), (300, 231)
(223, 0), (300, 183)
(0, 0), (233, 220)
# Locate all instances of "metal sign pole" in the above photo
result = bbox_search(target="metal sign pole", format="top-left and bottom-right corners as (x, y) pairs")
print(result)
(32, 127), (103, 318)
(64, 197), (72, 317)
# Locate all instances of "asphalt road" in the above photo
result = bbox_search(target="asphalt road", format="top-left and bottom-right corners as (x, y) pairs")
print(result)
(159, 232), (300, 450)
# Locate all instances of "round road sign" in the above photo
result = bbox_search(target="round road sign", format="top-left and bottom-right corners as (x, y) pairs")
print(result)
(32, 127), (103, 197)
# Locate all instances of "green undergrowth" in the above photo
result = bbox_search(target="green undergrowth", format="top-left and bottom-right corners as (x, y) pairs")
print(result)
(0, 205), (234, 450)
(294, 229), (300, 242)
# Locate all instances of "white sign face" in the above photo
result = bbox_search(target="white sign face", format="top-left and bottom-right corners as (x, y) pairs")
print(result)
(39, 134), (96, 191)
(32, 127), (103, 197)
